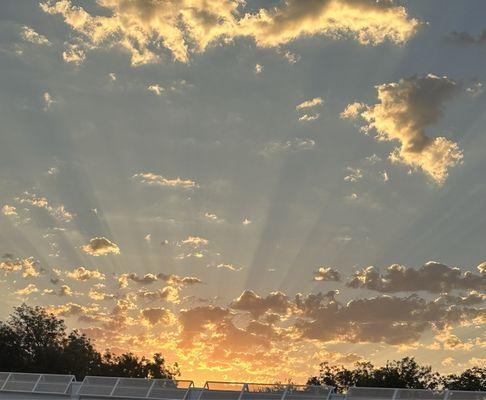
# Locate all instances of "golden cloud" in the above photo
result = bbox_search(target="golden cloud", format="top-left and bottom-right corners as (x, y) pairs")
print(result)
(82, 237), (120, 256)
(343, 74), (463, 184)
(41, 0), (419, 65)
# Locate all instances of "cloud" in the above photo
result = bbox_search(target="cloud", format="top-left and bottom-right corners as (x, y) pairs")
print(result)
(88, 288), (116, 301)
(62, 43), (86, 65)
(2, 205), (17, 216)
(179, 305), (232, 343)
(478, 262), (486, 274)
(21, 26), (51, 46)
(148, 84), (164, 96)
(17, 193), (74, 222)
(296, 97), (323, 110)
(254, 63), (263, 74)
(447, 30), (486, 46)
(41, 0), (419, 65)
(203, 212), (223, 222)
(133, 172), (198, 189)
(216, 263), (242, 272)
(342, 74), (463, 184)
(118, 272), (201, 288)
(137, 287), (180, 303)
(82, 237), (120, 256)
(344, 167), (363, 183)
(66, 266), (106, 281)
(0, 257), (40, 278)
(260, 138), (316, 156)
(141, 307), (171, 325)
(230, 290), (293, 319)
(298, 113), (320, 122)
(346, 262), (486, 293)
(278, 49), (300, 64)
(294, 292), (483, 345)
(466, 82), (483, 98)
(15, 284), (39, 295)
(181, 236), (209, 246)
(314, 266), (341, 282)
(43, 92), (55, 111)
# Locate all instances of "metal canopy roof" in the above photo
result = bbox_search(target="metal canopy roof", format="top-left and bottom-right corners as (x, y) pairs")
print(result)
(77, 376), (194, 399)
(0, 372), (484, 400)
(198, 382), (333, 400)
(347, 387), (486, 400)
(0, 372), (75, 395)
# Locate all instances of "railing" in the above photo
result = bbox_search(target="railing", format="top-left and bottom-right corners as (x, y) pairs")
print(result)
(0, 372), (75, 394)
(0, 372), (484, 400)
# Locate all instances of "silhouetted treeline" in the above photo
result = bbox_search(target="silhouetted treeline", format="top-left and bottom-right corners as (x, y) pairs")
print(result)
(307, 359), (485, 392)
(0, 304), (179, 380)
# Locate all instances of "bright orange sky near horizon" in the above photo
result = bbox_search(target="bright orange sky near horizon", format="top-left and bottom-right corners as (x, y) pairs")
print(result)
(0, 0), (485, 383)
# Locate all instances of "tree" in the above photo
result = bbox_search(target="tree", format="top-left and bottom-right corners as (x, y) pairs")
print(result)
(307, 358), (442, 392)
(0, 304), (179, 380)
(442, 367), (486, 391)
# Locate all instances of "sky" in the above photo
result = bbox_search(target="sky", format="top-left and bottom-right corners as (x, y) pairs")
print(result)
(0, 0), (485, 385)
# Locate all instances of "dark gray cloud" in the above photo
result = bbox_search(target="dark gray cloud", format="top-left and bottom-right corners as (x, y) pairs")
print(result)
(230, 289), (293, 318)
(346, 262), (486, 293)
(447, 30), (486, 45)
(294, 292), (484, 345)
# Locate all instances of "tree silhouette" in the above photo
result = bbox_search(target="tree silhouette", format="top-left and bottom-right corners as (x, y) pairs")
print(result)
(0, 304), (179, 380)
(307, 357), (484, 392)
(441, 367), (486, 391)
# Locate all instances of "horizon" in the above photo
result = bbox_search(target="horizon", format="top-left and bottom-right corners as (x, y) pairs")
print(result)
(0, 0), (485, 385)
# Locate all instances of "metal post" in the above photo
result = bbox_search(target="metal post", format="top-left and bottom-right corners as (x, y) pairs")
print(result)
(109, 378), (121, 396)
(237, 383), (248, 400)
(32, 374), (43, 392)
(196, 381), (210, 400)
(280, 385), (289, 400)
(0, 373), (12, 391)
(146, 379), (157, 398)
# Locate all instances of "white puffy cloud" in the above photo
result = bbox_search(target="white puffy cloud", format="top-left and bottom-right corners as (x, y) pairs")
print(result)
(41, 0), (419, 65)
(342, 74), (463, 184)
(82, 237), (120, 256)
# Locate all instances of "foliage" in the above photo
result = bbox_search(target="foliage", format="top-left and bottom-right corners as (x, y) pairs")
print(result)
(441, 367), (486, 391)
(307, 357), (485, 392)
(0, 304), (179, 380)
